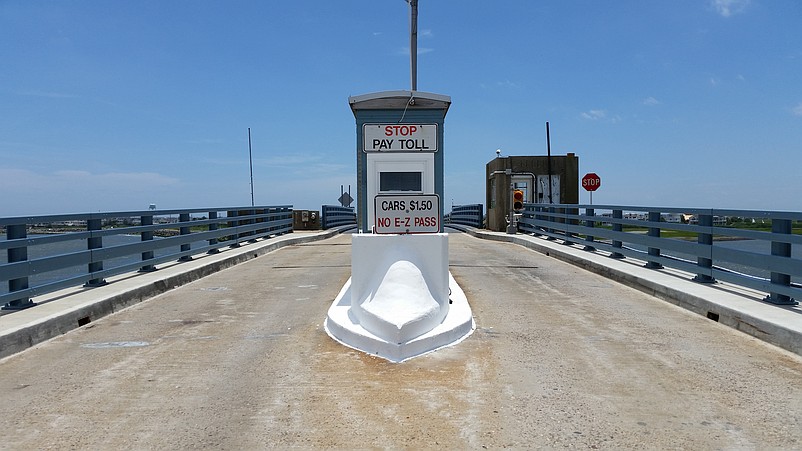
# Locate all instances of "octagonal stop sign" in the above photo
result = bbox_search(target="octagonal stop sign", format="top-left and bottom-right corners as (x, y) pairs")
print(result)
(582, 173), (601, 192)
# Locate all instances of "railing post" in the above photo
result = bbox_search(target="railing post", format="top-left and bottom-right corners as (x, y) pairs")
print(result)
(693, 213), (715, 283)
(178, 213), (192, 261)
(248, 209), (259, 242)
(764, 219), (798, 305)
(644, 210), (663, 269)
(228, 210), (241, 248)
(2, 224), (35, 310)
(546, 206), (556, 240)
(562, 207), (575, 245)
(208, 211), (220, 254)
(610, 209), (624, 259)
(85, 218), (107, 287)
(139, 214), (156, 272)
(583, 207), (596, 252)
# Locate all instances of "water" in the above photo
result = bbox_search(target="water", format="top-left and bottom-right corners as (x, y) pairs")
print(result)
(3, 234), (800, 295)
(1, 234), (210, 295)
(625, 238), (801, 284)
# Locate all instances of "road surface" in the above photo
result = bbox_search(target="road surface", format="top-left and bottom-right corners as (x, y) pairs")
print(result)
(1, 231), (801, 449)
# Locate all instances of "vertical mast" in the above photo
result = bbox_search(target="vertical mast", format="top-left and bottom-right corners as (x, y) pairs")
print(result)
(546, 122), (553, 204)
(248, 127), (255, 207)
(409, 0), (418, 91)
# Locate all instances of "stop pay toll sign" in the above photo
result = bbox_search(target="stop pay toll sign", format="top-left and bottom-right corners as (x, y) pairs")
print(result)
(374, 194), (440, 234)
(363, 124), (438, 152)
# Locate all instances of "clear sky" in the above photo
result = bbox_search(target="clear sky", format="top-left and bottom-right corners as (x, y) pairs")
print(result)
(1, 0), (801, 216)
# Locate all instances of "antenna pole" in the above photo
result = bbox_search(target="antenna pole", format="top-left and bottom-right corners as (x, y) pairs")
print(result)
(409, 0), (418, 91)
(248, 127), (255, 207)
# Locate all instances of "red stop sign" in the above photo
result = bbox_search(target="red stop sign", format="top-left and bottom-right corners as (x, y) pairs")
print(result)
(582, 173), (601, 192)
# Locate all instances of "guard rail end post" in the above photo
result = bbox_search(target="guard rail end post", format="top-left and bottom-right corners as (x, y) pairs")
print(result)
(644, 210), (663, 269)
(583, 207), (596, 252)
(1, 223), (35, 310)
(763, 218), (798, 305)
(692, 213), (716, 284)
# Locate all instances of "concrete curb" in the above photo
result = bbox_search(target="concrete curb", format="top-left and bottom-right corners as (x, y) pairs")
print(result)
(447, 225), (802, 357)
(0, 227), (352, 360)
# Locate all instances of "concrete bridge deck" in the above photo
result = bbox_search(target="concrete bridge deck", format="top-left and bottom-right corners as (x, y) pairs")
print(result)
(1, 229), (801, 448)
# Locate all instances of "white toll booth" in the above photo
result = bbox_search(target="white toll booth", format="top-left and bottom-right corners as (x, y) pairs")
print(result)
(324, 91), (474, 362)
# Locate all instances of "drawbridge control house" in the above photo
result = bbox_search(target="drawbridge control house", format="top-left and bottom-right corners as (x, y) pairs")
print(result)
(486, 153), (580, 232)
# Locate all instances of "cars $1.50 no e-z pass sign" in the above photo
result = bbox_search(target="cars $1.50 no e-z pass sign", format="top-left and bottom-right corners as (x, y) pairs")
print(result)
(374, 194), (440, 234)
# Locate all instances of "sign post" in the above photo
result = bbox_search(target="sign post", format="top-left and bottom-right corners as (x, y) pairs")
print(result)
(582, 172), (601, 204)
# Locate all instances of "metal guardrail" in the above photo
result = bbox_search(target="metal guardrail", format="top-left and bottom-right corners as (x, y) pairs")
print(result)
(446, 204), (484, 228)
(0, 206), (292, 310)
(321, 205), (356, 229)
(518, 203), (801, 305)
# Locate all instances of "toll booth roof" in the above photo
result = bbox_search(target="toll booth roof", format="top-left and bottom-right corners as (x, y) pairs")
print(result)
(349, 90), (451, 115)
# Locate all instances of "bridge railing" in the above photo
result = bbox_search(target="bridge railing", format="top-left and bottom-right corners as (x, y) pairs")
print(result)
(0, 205), (292, 310)
(518, 203), (802, 306)
(321, 205), (356, 229)
(446, 204), (484, 228)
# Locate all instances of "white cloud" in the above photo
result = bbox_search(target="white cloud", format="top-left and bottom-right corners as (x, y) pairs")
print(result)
(711, 0), (750, 18)
(643, 97), (660, 106)
(792, 102), (802, 117)
(581, 109), (621, 123)
(581, 110), (607, 120)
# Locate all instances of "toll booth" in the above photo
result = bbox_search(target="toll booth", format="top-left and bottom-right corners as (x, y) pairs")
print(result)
(349, 91), (451, 233)
(486, 154), (580, 232)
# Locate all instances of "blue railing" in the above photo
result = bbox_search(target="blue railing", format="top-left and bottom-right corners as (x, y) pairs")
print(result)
(446, 204), (484, 228)
(518, 203), (801, 305)
(0, 206), (292, 310)
(321, 205), (356, 229)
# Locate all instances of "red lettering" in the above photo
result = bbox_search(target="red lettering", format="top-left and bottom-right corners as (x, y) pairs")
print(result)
(384, 125), (419, 137)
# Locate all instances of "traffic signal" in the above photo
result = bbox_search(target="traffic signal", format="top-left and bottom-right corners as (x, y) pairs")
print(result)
(513, 189), (525, 212)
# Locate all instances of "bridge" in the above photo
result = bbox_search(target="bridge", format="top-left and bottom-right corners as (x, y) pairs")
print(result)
(2, 205), (802, 448)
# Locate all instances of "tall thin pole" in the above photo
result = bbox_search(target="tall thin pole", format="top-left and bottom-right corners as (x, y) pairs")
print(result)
(546, 122), (553, 204)
(409, 0), (418, 91)
(248, 127), (255, 207)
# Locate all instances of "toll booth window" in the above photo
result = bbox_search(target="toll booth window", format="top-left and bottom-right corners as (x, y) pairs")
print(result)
(380, 172), (422, 192)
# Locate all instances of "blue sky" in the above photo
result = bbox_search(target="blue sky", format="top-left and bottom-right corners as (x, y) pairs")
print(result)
(1, 0), (800, 216)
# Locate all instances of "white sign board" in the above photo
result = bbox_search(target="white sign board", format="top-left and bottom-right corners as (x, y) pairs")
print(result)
(374, 194), (440, 234)
(363, 124), (437, 152)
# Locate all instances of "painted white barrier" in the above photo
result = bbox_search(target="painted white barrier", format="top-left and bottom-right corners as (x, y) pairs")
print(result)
(325, 233), (474, 362)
